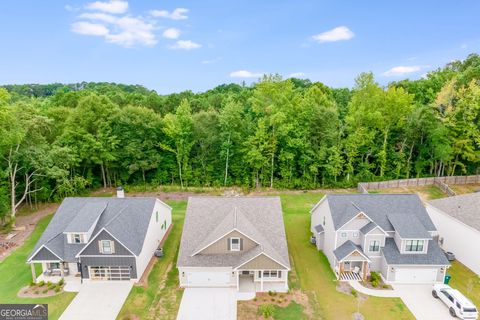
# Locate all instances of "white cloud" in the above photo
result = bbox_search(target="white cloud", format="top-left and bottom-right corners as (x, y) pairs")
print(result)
(312, 26), (354, 43)
(105, 16), (157, 47)
(162, 28), (181, 39)
(86, 0), (128, 14)
(382, 65), (422, 77)
(230, 70), (263, 78)
(65, 4), (80, 12)
(289, 72), (306, 78)
(168, 40), (201, 50)
(72, 21), (110, 36)
(79, 12), (118, 23)
(150, 8), (188, 20)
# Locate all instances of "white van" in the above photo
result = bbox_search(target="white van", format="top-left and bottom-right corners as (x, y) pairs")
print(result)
(432, 284), (478, 319)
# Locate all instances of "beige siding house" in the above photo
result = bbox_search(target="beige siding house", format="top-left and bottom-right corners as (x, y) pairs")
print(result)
(177, 197), (290, 293)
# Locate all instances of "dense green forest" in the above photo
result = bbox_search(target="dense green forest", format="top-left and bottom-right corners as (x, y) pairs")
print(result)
(0, 54), (479, 222)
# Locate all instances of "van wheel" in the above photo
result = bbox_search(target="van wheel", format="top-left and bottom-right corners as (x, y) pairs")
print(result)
(449, 307), (457, 317)
(432, 290), (438, 298)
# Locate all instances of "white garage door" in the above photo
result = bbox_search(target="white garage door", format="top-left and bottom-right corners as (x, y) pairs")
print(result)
(186, 272), (231, 287)
(395, 268), (437, 283)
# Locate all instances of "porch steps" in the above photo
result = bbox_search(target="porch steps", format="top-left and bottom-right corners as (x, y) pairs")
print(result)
(339, 272), (362, 281)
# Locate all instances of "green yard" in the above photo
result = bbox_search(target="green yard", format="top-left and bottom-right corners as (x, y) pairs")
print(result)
(0, 215), (76, 320)
(448, 261), (480, 307)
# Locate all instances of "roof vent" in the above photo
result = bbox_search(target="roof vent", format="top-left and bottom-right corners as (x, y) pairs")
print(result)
(116, 186), (125, 198)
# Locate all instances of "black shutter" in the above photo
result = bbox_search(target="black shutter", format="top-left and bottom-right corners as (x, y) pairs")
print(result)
(227, 238), (231, 250)
(240, 238), (244, 251)
(278, 270), (282, 278)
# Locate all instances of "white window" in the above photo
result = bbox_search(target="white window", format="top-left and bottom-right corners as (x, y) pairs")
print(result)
(73, 234), (82, 244)
(352, 232), (359, 238)
(100, 240), (114, 254)
(341, 232), (347, 238)
(230, 238), (240, 251)
(405, 240), (424, 252)
(261, 270), (282, 278)
(369, 240), (380, 252)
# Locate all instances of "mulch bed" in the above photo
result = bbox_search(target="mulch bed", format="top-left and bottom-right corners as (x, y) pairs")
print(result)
(18, 283), (64, 298)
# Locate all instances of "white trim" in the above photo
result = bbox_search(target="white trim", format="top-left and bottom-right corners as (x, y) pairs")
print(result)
(27, 245), (63, 262)
(338, 249), (371, 263)
(234, 252), (290, 271)
(362, 225), (389, 236)
(155, 198), (173, 211)
(337, 211), (374, 231)
(426, 203), (480, 234)
(191, 228), (260, 256)
(310, 195), (327, 214)
(75, 228), (136, 258)
(230, 237), (240, 251)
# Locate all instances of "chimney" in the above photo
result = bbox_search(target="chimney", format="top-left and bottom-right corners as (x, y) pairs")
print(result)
(116, 186), (125, 198)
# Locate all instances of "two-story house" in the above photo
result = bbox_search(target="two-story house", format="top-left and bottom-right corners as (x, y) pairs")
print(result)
(310, 194), (449, 284)
(177, 197), (290, 293)
(27, 188), (172, 283)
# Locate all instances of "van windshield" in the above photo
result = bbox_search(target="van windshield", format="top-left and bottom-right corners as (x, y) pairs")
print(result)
(463, 307), (477, 313)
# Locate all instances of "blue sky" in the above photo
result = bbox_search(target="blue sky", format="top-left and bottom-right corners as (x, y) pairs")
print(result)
(0, 1), (479, 94)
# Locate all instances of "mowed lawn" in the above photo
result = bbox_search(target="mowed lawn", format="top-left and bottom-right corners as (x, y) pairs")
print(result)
(448, 260), (480, 307)
(280, 193), (415, 320)
(0, 215), (76, 320)
(118, 200), (187, 320)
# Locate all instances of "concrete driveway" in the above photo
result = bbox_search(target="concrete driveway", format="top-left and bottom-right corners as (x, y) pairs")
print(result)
(393, 284), (451, 320)
(59, 281), (133, 320)
(176, 288), (237, 320)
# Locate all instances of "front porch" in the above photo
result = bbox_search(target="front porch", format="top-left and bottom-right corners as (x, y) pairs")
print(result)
(336, 260), (369, 281)
(30, 261), (80, 283)
(236, 269), (288, 298)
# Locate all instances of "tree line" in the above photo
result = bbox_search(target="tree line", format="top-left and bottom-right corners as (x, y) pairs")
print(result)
(0, 54), (479, 223)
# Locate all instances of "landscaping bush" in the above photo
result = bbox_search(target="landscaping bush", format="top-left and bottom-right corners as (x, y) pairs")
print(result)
(54, 287), (61, 293)
(370, 272), (381, 287)
(258, 304), (275, 318)
(29, 281), (36, 287)
(350, 289), (358, 297)
(38, 281), (45, 287)
(371, 279), (379, 287)
(58, 279), (64, 286)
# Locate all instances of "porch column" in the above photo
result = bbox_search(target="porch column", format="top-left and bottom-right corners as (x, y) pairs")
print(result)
(362, 261), (368, 281)
(260, 270), (264, 292)
(30, 263), (37, 283)
(60, 262), (65, 279)
(236, 271), (239, 291)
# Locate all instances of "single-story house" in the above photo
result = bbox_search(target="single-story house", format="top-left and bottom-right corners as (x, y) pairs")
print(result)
(427, 192), (480, 275)
(177, 196), (290, 293)
(311, 194), (450, 284)
(27, 188), (172, 283)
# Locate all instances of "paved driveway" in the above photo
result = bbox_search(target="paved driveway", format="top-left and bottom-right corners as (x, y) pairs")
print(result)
(177, 288), (237, 320)
(59, 281), (133, 320)
(393, 284), (451, 320)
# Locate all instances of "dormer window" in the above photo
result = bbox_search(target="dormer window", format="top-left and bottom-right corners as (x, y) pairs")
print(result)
(405, 240), (424, 252)
(230, 238), (240, 251)
(73, 234), (81, 244)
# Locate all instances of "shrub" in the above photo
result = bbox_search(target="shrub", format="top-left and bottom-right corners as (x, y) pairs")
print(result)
(38, 281), (45, 287)
(382, 284), (390, 289)
(268, 290), (273, 296)
(58, 279), (65, 286)
(29, 281), (36, 287)
(258, 304), (275, 318)
(370, 272), (381, 282)
(350, 289), (358, 297)
(371, 280), (379, 288)
(42, 289), (48, 293)
(34, 290), (39, 294)
(253, 298), (257, 302)
(54, 287), (61, 293)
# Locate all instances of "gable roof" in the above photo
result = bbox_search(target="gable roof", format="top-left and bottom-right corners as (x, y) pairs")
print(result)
(333, 240), (370, 262)
(382, 238), (449, 265)
(177, 197), (290, 269)
(387, 214), (432, 239)
(429, 193), (480, 232)
(360, 221), (377, 234)
(28, 197), (160, 262)
(324, 194), (436, 233)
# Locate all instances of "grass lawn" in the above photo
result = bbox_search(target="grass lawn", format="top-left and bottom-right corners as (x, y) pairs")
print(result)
(280, 192), (415, 320)
(117, 200), (187, 320)
(0, 215), (76, 320)
(448, 261), (480, 307)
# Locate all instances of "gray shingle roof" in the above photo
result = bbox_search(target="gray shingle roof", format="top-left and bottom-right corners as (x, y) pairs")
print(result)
(177, 197), (290, 269)
(382, 238), (449, 265)
(429, 193), (480, 232)
(314, 224), (324, 233)
(64, 202), (106, 233)
(360, 221), (377, 234)
(333, 240), (368, 261)
(326, 194), (436, 232)
(28, 197), (158, 262)
(387, 214), (432, 239)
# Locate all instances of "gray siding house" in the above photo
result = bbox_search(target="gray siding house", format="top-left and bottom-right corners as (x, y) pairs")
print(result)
(311, 194), (449, 284)
(27, 190), (172, 283)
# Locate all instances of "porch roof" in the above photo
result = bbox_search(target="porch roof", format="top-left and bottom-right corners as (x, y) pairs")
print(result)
(333, 240), (370, 262)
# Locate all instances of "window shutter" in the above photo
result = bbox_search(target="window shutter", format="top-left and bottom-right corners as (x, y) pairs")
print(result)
(240, 238), (243, 251)
(111, 241), (115, 254)
(227, 238), (231, 251)
(278, 270), (282, 278)
(98, 241), (103, 253)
